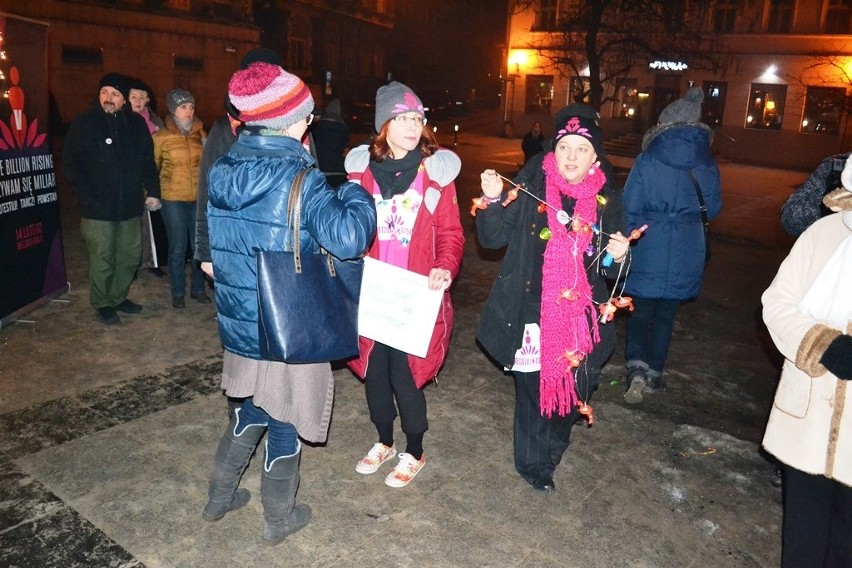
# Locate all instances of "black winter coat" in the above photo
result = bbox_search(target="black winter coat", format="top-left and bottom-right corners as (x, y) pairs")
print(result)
(194, 116), (237, 262)
(475, 153), (625, 394)
(63, 104), (159, 221)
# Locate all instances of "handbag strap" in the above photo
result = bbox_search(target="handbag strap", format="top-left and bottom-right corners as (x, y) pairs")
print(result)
(285, 168), (337, 277)
(688, 170), (709, 226)
(287, 169), (309, 273)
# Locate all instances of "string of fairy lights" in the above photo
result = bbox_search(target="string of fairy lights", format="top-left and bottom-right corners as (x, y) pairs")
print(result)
(0, 27), (9, 99)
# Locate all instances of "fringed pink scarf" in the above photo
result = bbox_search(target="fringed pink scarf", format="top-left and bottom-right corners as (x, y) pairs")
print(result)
(539, 152), (605, 417)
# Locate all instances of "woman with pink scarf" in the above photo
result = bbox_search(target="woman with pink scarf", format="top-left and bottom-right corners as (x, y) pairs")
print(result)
(477, 104), (629, 493)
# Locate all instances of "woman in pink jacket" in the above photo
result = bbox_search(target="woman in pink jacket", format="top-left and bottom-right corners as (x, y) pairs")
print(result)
(345, 82), (464, 488)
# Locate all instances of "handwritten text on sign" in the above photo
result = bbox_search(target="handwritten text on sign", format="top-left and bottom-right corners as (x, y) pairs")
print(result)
(357, 257), (443, 358)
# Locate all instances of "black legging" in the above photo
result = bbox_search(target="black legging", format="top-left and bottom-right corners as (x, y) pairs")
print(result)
(783, 466), (852, 567)
(364, 342), (428, 436)
(512, 370), (580, 484)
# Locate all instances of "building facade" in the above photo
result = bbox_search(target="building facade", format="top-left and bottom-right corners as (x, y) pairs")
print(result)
(0, 0), (394, 130)
(505, 0), (852, 170)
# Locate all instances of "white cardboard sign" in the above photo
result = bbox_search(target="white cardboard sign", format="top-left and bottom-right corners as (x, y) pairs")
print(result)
(357, 257), (443, 358)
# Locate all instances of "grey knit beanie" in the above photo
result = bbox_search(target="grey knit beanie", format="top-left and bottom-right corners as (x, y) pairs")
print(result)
(167, 89), (195, 114)
(658, 86), (703, 124)
(374, 81), (424, 132)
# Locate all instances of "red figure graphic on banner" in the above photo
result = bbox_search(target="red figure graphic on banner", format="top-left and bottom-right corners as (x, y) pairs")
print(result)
(0, 66), (44, 150)
(8, 66), (25, 146)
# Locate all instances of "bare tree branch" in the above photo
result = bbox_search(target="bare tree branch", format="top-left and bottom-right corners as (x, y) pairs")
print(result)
(512, 0), (728, 109)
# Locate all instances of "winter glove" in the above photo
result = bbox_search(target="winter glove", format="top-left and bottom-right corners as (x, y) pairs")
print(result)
(820, 334), (852, 381)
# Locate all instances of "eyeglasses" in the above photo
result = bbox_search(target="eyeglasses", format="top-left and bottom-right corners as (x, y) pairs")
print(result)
(393, 114), (427, 126)
(306, 114), (316, 126)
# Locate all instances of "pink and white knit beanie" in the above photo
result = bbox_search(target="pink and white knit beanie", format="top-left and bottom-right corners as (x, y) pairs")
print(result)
(227, 62), (314, 131)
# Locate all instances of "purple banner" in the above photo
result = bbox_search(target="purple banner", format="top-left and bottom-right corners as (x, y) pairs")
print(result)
(0, 14), (68, 327)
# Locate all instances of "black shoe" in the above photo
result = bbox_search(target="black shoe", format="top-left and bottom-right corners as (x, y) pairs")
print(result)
(530, 478), (555, 493)
(148, 267), (166, 278)
(172, 296), (186, 309)
(115, 299), (143, 314)
(770, 465), (783, 488)
(644, 371), (664, 392)
(190, 291), (211, 304)
(96, 307), (120, 325)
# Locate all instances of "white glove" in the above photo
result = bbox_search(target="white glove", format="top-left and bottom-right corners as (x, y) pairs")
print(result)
(145, 197), (162, 211)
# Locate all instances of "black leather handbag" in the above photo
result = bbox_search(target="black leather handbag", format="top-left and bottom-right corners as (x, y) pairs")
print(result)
(256, 169), (363, 363)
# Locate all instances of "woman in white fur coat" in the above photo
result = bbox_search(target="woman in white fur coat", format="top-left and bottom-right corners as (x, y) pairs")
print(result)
(762, 155), (852, 567)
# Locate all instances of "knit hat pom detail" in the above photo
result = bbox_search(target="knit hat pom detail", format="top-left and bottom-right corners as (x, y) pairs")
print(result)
(227, 62), (314, 131)
(229, 62), (281, 97)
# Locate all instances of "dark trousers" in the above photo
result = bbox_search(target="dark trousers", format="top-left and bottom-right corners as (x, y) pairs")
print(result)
(783, 467), (852, 568)
(80, 217), (141, 309)
(364, 342), (427, 435)
(512, 371), (580, 484)
(624, 297), (681, 372)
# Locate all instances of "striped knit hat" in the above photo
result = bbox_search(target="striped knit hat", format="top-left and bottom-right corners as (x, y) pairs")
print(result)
(227, 62), (314, 131)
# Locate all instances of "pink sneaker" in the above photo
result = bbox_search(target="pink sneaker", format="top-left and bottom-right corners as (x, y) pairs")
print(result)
(384, 453), (426, 488)
(355, 443), (396, 474)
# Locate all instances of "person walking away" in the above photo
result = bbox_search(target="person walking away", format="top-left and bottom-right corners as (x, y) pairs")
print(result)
(153, 88), (209, 308)
(345, 82), (464, 488)
(477, 104), (629, 493)
(621, 87), (721, 404)
(310, 98), (350, 187)
(203, 62), (376, 545)
(521, 120), (545, 164)
(63, 72), (160, 325)
(762, 153), (852, 567)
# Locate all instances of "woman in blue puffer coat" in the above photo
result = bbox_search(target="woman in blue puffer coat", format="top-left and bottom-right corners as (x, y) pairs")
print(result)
(201, 62), (376, 545)
(622, 87), (722, 404)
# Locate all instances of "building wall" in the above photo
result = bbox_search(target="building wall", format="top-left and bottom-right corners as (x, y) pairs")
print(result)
(504, 0), (852, 170)
(0, 0), (396, 131)
(0, 0), (260, 129)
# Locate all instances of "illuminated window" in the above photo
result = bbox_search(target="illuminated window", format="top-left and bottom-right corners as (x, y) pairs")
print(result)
(767, 0), (794, 32)
(615, 78), (638, 119)
(714, 0), (737, 33)
(745, 83), (786, 130)
(569, 76), (590, 105)
(534, 0), (559, 31)
(525, 75), (554, 114)
(702, 81), (727, 127)
(801, 86), (845, 134)
(825, 0), (852, 33)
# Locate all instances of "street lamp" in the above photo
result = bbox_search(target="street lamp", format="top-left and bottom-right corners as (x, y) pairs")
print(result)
(504, 50), (528, 138)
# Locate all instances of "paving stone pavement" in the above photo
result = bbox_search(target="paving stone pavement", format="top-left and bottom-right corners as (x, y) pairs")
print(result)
(0, 123), (805, 567)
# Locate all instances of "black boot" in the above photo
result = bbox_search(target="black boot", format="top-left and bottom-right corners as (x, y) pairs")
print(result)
(261, 441), (312, 545)
(202, 411), (266, 522)
(644, 369), (664, 392)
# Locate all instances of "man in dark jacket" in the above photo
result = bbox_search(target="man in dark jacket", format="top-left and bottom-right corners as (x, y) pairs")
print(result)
(63, 72), (161, 324)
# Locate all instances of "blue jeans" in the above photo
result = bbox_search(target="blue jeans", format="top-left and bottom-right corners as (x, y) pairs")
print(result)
(624, 297), (681, 372)
(237, 397), (298, 468)
(160, 200), (205, 299)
